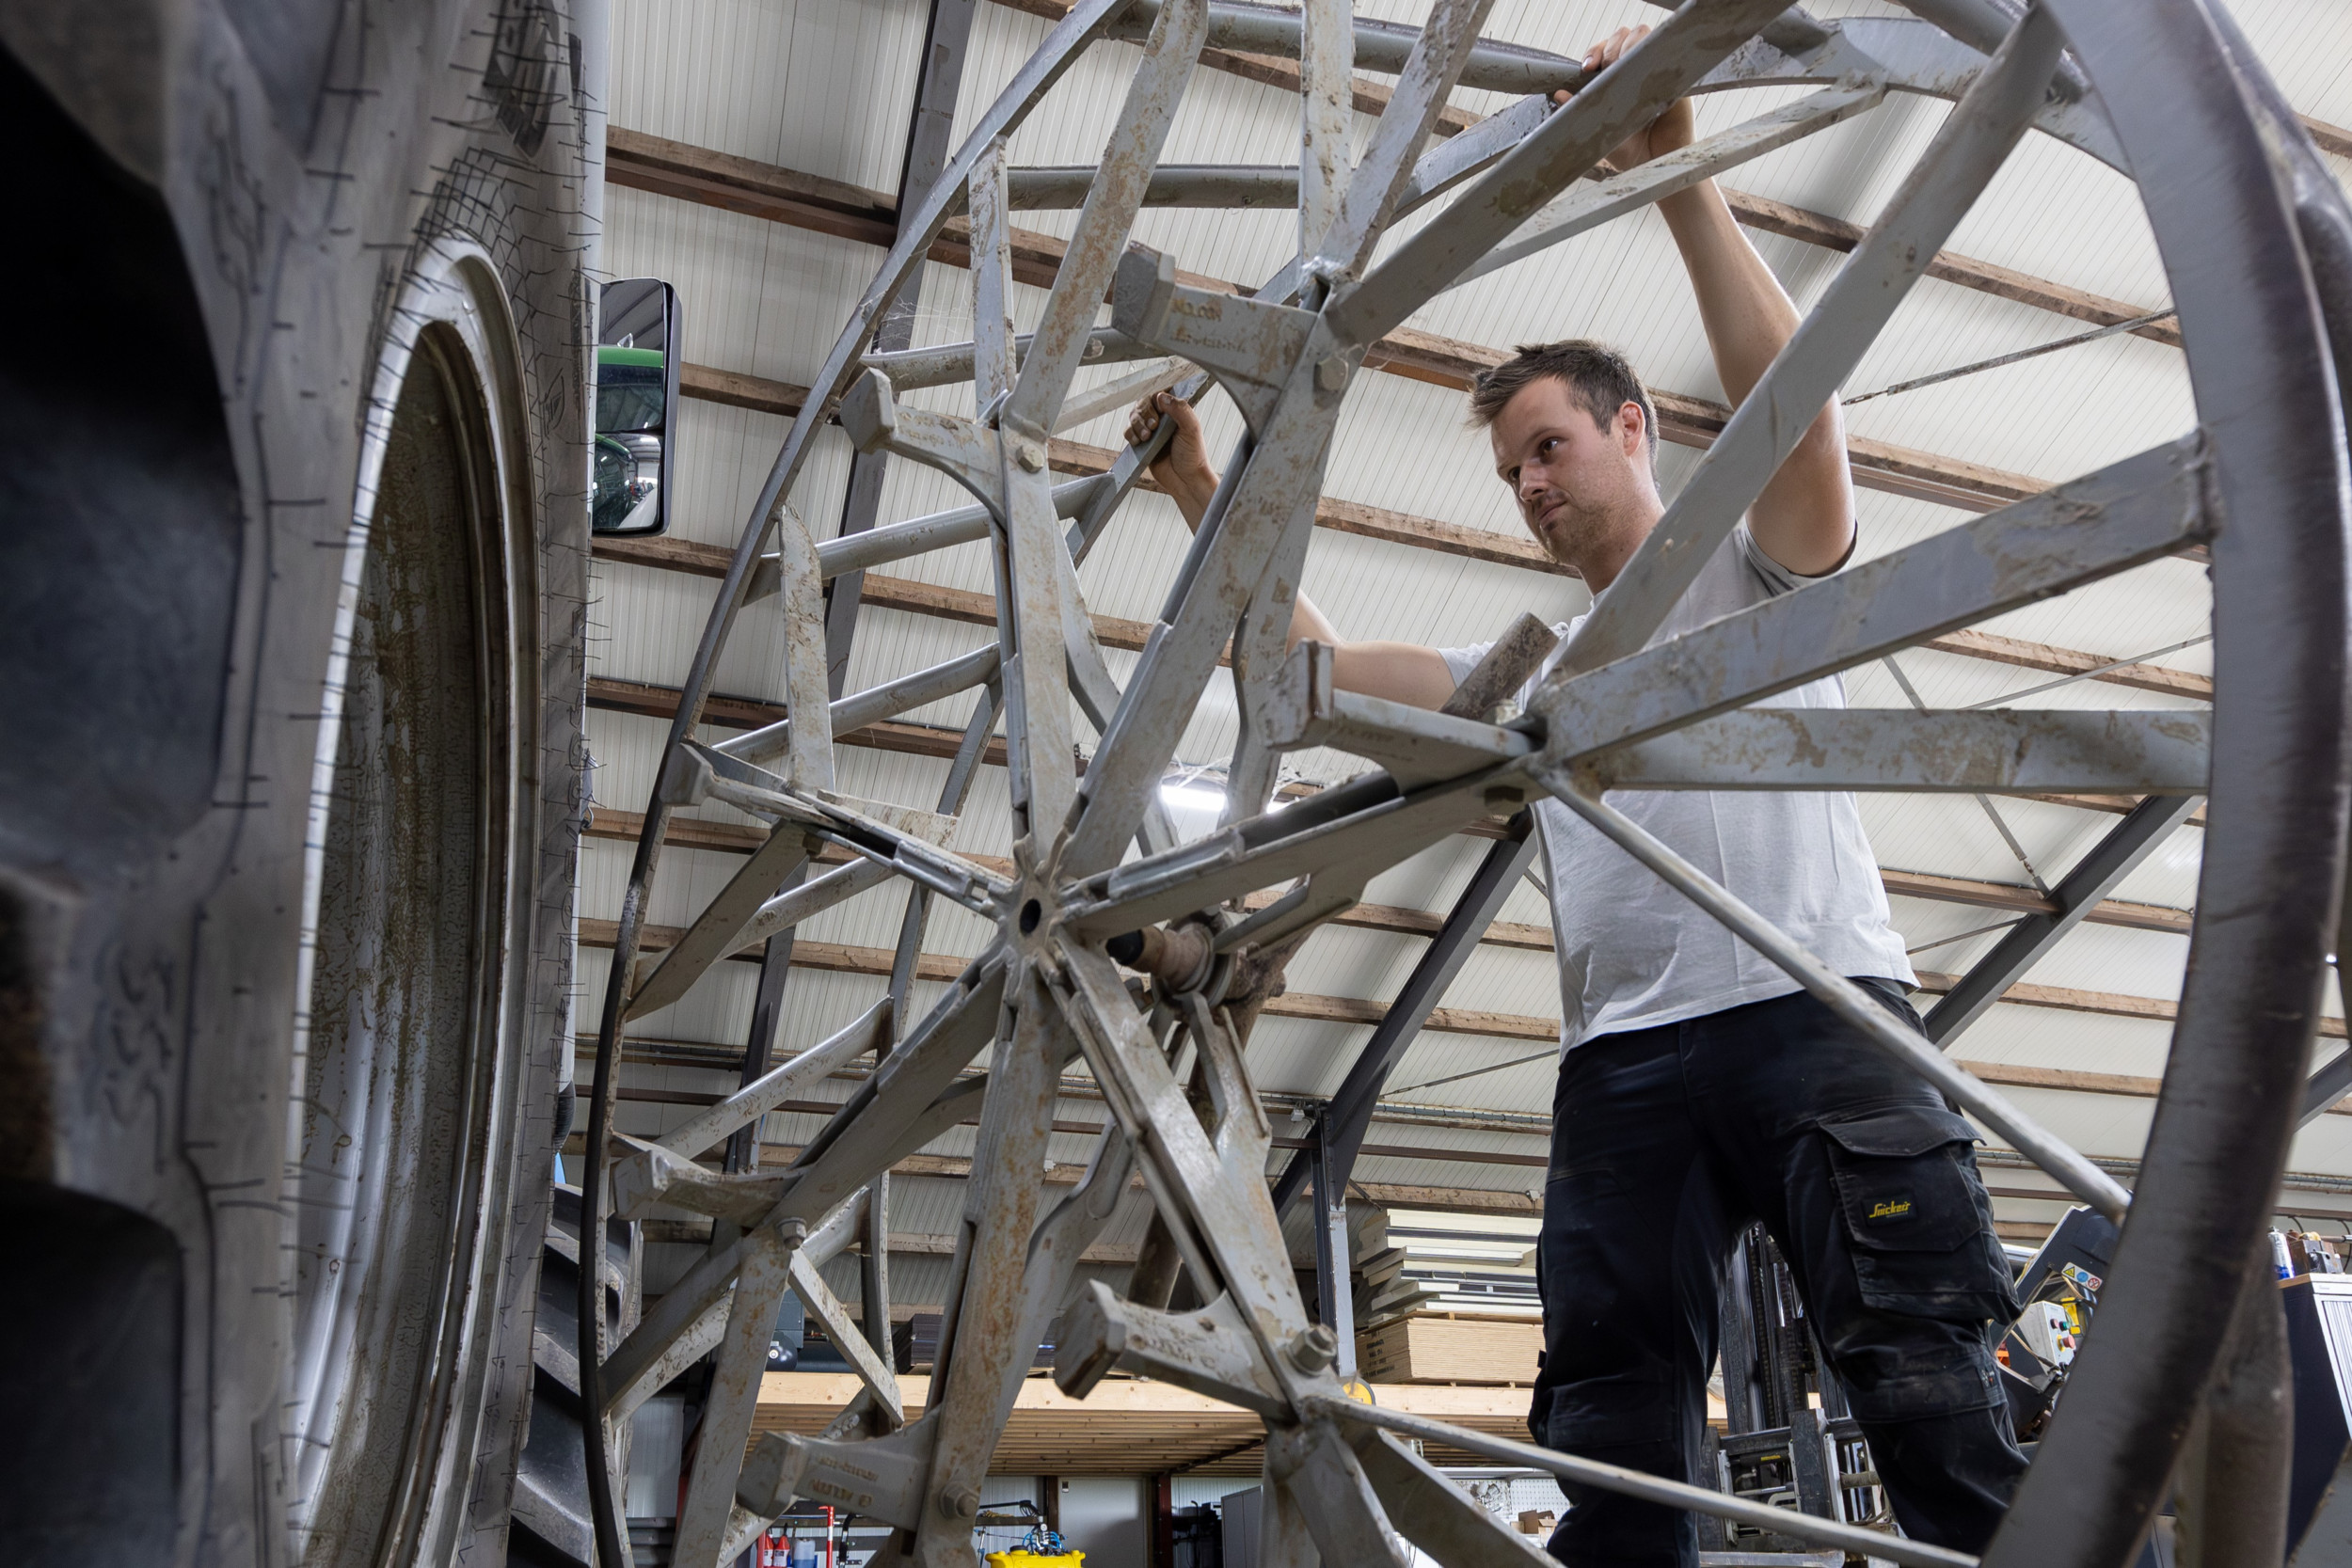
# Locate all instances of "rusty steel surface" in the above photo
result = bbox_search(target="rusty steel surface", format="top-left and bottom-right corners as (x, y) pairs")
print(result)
(574, 3), (2352, 1565)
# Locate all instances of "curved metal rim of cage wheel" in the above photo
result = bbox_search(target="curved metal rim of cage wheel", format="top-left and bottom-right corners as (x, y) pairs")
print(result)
(576, 2), (2352, 1565)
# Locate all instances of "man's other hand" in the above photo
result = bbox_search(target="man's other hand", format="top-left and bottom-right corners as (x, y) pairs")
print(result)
(1551, 26), (1694, 171)
(1124, 396), (1455, 708)
(1126, 390), (1216, 499)
(1553, 27), (1852, 576)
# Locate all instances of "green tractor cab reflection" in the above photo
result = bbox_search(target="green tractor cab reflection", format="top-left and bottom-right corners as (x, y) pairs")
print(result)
(594, 344), (666, 533)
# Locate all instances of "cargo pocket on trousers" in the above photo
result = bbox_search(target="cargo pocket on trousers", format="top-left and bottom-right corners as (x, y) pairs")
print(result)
(1542, 1371), (1678, 1453)
(1820, 1107), (2019, 1324)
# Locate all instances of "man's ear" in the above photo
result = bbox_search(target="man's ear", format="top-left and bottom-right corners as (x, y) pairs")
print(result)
(1618, 401), (1648, 457)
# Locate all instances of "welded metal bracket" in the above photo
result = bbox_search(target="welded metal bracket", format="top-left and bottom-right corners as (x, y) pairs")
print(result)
(839, 368), (1008, 507)
(737, 1416), (940, 1528)
(1265, 639), (1537, 786)
(1055, 1280), (1291, 1417)
(1111, 245), (1322, 431)
(612, 1139), (793, 1227)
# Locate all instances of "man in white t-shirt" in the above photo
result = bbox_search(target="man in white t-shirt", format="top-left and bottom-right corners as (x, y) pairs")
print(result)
(1127, 26), (2024, 1566)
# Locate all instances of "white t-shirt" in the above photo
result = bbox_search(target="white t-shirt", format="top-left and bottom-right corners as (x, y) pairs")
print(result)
(1440, 523), (1915, 1052)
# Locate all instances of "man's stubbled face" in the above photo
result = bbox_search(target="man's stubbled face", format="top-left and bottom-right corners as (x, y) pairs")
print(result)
(1487, 376), (1654, 575)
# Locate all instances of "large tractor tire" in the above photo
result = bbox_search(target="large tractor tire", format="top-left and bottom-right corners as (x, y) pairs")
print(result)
(0, 2), (600, 1564)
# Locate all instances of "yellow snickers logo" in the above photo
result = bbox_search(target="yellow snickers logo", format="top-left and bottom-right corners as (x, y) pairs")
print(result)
(1868, 1198), (1914, 1221)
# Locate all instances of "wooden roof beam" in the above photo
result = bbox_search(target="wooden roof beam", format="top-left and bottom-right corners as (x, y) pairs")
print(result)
(596, 513), (2210, 703)
(981, 0), (2192, 348)
(580, 668), (2198, 937)
(578, 919), (1558, 1039)
(578, 1032), (2339, 1132)
(577, 919), (2327, 1037)
(606, 127), (2053, 513)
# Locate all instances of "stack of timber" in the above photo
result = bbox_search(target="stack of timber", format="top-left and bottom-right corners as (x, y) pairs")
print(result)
(754, 1372), (1540, 1475)
(1358, 1311), (1546, 1386)
(1358, 1210), (1544, 1323)
(1353, 1210), (1547, 1386)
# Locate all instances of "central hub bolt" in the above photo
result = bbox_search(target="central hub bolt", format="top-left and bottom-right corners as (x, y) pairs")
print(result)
(1288, 1323), (1338, 1373)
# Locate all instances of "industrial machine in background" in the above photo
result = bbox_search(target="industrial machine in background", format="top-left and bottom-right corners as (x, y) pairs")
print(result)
(1708, 1208), (2118, 1550)
(1709, 1223), (1887, 1551)
(1705, 1202), (2352, 1568)
(1994, 1208), (2117, 1444)
(2283, 1268), (2352, 1558)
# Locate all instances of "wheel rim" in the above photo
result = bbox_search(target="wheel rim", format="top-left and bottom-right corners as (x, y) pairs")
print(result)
(284, 316), (516, 1567)
(1980, 1), (2352, 1559)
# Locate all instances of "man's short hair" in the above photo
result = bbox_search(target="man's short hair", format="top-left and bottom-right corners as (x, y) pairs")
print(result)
(1468, 340), (1658, 469)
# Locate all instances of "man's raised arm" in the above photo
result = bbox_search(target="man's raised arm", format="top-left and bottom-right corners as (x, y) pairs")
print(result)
(1570, 28), (1857, 577)
(1126, 392), (1458, 709)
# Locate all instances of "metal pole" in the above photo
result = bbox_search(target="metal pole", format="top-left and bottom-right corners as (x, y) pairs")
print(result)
(1269, 816), (1536, 1216)
(1310, 1110), (1357, 1380)
(1549, 782), (2133, 1220)
(1925, 793), (2202, 1046)
(2174, 1251), (2294, 1568)
(821, 0), (982, 696)
(1306, 1397), (1976, 1568)
(841, 0), (979, 1453)
(2299, 867), (2352, 1126)
(1720, 1237), (1764, 1435)
(1790, 1407), (1838, 1521)
(728, 915), (800, 1174)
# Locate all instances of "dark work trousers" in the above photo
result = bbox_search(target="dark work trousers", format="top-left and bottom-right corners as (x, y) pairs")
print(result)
(1532, 979), (2027, 1567)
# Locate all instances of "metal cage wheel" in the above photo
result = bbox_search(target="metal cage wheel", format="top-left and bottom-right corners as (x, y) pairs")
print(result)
(578, 3), (2352, 1566)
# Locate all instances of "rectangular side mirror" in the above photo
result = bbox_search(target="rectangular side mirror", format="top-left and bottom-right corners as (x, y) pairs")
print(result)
(595, 277), (681, 536)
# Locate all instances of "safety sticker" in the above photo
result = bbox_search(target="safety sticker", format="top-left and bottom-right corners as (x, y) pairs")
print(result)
(2060, 1261), (2104, 1292)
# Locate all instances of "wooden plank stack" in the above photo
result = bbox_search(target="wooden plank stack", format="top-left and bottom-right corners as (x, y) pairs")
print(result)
(1349, 1208), (1544, 1386)
(1354, 1208), (1544, 1323)
(1357, 1311), (1544, 1386)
